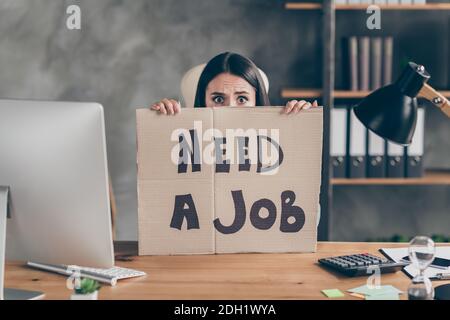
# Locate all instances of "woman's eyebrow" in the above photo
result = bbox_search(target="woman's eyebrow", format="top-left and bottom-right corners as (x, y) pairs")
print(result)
(234, 91), (250, 95)
(210, 91), (225, 95)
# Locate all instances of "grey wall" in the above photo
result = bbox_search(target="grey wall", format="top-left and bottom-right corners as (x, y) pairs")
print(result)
(0, 0), (322, 240)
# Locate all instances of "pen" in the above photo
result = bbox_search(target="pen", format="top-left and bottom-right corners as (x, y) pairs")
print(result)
(435, 273), (450, 280)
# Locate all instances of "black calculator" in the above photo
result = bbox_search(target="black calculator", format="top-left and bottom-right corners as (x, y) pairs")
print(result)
(318, 253), (409, 277)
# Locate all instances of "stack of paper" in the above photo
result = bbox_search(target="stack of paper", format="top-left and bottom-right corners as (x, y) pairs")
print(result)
(348, 285), (403, 300)
(380, 247), (450, 279)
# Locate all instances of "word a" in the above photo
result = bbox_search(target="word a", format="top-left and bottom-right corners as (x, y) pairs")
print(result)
(66, 5), (81, 30)
(366, 5), (381, 30)
(366, 265), (381, 289)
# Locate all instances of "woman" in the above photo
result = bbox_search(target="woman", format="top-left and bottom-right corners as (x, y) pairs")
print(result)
(150, 52), (318, 113)
(150, 51), (321, 227)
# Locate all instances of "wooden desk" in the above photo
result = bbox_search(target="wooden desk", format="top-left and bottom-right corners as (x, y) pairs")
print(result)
(5, 242), (449, 300)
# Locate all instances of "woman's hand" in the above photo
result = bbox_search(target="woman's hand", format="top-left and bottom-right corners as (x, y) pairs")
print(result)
(150, 98), (181, 115)
(282, 99), (318, 114)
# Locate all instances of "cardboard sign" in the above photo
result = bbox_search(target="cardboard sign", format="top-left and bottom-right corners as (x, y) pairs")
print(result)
(136, 107), (323, 255)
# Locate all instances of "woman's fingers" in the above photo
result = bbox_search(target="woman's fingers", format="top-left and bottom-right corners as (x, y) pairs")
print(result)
(158, 102), (167, 115)
(301, 102), (313, 111)
(150, 102), (165, 114)
(293, 100), (308, 113)
(162, 98), (174, 115)
(283, 100), (298, 114)
(173, 100), (181, 114)
(150, 99), (181, 115)
(284, 100), (317, 115)
(164, 99), (181, 115)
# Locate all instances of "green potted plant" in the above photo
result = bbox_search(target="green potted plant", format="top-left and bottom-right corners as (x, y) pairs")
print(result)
(70, 278), (101, 300)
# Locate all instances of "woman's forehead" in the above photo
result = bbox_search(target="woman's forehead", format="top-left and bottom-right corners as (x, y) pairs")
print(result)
(206, 73), (255, 94)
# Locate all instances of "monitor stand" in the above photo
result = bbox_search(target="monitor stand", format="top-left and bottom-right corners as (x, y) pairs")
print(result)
(0, 186), (44, 300)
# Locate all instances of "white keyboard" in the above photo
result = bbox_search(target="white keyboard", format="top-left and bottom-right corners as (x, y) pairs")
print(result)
(81, 266), (146, 279)
(27, 261), (146, 286)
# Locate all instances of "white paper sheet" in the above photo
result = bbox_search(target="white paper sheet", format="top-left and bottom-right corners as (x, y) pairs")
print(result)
(380, 247), (450, 279)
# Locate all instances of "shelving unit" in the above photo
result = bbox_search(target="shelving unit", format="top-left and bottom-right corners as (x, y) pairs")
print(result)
(282, 89), (450, 99)
(285, 2), (322, 9)
(332, 170), (450, 185)
(284, 1), (450, 240)
(285, 2), (450, 10)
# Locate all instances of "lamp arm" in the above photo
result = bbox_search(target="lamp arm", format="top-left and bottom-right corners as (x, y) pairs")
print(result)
(418, 83), (450, 118)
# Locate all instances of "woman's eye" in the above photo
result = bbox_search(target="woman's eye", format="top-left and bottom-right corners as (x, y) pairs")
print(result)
(212, 96), (224, 104)
(237, 96), (248, 104)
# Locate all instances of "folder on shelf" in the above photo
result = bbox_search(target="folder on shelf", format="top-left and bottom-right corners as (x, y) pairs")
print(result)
(344, 36), (359, 91)
(370, 37), (383, 91)
(406, 108), (425, 178)
(367, 130), (386, 178)
(386, 141), (405, 178)
(358, 37), (370, 91)
(382, 37), (393, 86)
(331, 107), (348, 178)
(348, 108), (366, 178)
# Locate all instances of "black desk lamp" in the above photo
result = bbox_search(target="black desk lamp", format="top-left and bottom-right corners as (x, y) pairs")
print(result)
(354, 61), (450, 146)
(354, 61), (450, 300)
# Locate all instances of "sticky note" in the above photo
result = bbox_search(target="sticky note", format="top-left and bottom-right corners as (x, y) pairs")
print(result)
(365, 293), (400, 300)
(348, 285), (403, 297)
(322, 289), (345, 298)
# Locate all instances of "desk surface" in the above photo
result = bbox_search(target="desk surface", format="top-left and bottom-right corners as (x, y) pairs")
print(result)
(5, 242), (450, 300)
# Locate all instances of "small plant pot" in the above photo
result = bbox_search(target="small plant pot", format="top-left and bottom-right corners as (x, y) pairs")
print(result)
(70, 290), (98, 300)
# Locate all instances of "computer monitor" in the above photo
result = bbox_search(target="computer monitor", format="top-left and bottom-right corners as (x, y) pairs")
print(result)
(0, 99), (115, 300)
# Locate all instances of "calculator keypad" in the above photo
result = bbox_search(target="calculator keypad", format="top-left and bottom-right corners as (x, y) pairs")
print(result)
(318, 253), (408, 277)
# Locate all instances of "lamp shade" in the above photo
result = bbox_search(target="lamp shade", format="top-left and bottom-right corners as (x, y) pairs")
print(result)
(353, 62), (430, 145)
